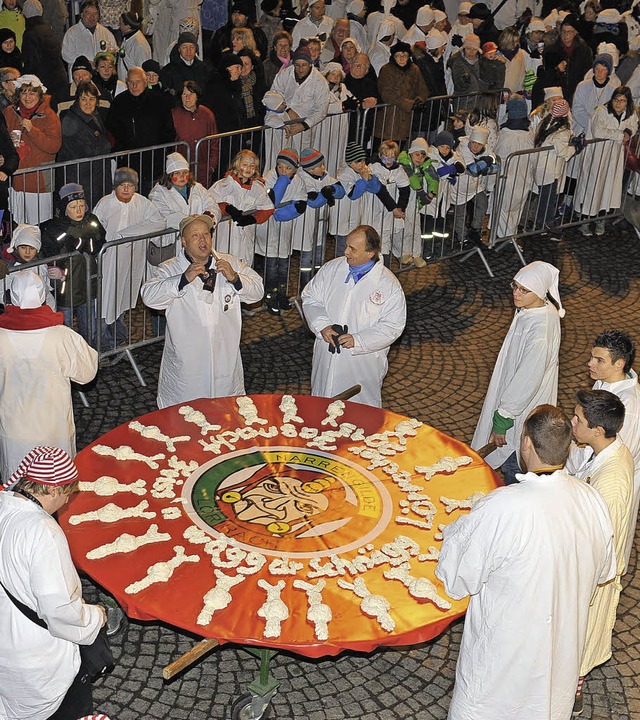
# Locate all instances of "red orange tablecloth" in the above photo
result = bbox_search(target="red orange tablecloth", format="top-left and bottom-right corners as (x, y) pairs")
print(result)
(59, 395), (500, 658)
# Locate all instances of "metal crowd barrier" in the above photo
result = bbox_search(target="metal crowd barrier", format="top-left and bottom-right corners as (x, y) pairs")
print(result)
(8, 140), (191, 225)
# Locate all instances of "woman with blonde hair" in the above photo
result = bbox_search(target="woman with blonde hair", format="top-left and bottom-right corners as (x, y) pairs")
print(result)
(231, 27), (260, 58)
(208, 149), (274, 266)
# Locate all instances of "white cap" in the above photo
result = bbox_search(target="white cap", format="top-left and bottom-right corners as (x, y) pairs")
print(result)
(13, 74), (47, 94)
(341, 36), (361, 51)
(596, 41), (619, 66)
(165, 152), (189, 174)
(543, 9), (557, 28)
(458, 1), (472, 14)
(376, 18), (396, 41)
(408, 136), (429, 154)
(426, 28), (447, 49)
(513, 261), (565, 317)
(557, 10), (570, 22)
(262, 89), (286, 110)
(8, 224), (41, 252)
(347, 0), (364, 14)
(526, 17), (546, 33)
(416, 6), (435, 26)
(544, 86), (563, 101)
(10, 269), (46, 309)
(468, 125), (489, 145)
(597, 8), (621, 24)
(323, 61), (345, 78)
(433, 9), (446, 23)
(308, 0), (323, 6)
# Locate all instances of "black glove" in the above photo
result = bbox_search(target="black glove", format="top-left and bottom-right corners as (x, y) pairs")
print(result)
(569, 133), (587, 154)
(294, 200), (307, 213)
(235, 214), (257, 227)
(342, 96), (358, 112)
(454, 162), (465, 174)
(451, 34), (463, 47)
(321, 185), (336, 207)
(417, 189), (431, 206)
(308, 191), (319, 201)
(328, 323), (348, 353)
(225, 204), (242, 221)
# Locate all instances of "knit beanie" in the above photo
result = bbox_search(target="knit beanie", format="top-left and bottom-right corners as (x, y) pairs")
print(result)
(434, 130), (455, 148)
(506, 94), (528, 119)
(220, 51), (243, 69)
(166, 152), (189, 174)
(59, 182), (85, 208)
(22, 0), (43, 18)
(345, 142), (366, 163)
(8, 270), (46, 311)
(513, 260), (565, 317)
(9, 224), (41, 252)
(113, 167), (138, 188)
(550, 99), (570, 118)
(593, 53), (613, 75)
(177, 32), (198, 47)
(463, 33), (481, 50)
(72, 55), (93, 74)
(277, 148), (299, 169)
(5, 446), (78, 490)
(300, 147), (325, 170)
(468, 125), (489, 145)
(469, 2), (490, 19)
(292, 44), (312, 63)
(142, 59), (161, 74)
(408, 137), (429, 154)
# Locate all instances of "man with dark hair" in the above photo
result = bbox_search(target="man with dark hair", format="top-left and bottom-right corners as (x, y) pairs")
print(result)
(437, 404), (616, 720)
(0, 447), (106, 719)
(569, 389), (634, 715)
(301, 224), (406, 407)
(62, 0), (116, 80)
(550, 14), (593, 101)
(588, 330), (640, 569)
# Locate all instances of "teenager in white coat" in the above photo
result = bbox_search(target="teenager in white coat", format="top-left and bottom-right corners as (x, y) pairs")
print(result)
(141, 215), (264, 408)
(471, 261), (564, 478)
(301, 225), (406, 407)
(0, 271), (97, 482)
(437, 405), (615, 720)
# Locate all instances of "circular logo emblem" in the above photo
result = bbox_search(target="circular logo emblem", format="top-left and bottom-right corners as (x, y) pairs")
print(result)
(182, 446), (393, 559)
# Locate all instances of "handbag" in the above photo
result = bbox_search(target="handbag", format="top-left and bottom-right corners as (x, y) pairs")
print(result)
(146, 240), (176, 266)
(0, 580), (114, 681)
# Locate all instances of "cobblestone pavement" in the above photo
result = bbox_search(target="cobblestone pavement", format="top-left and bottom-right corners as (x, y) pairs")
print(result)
(74, 220), (640, 720)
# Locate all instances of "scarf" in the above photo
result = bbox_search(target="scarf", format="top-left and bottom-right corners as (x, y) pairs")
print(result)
(0, 304), (64, 330)
(18, 101), (39, 119)
(502, 47), (519, 61)
(241, 71), (256, 118)
(345, 258), (376, 284)
(501, 117), (530, 131)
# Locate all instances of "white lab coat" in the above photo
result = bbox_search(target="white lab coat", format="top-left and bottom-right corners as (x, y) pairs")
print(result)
(94, 191), (167, 324)
(571, 78), (620, 136)
(492, 126), (534, 238)
(0, 323), (97, 482)
(471, 302), (561, 467)
(141, 251), (264, 408)
(0, 494), (103, 720)
(593, 370), (640, 569)
(291, 14), (334, 47)
(291, 169), (339, 253)
(148, 181), (221, 250)
(575, 106), (639, 217)
(402, 23), (426, 46)
(301, 256), (406, 407)
(208, 175), (273, 266)
(532, 125), (576, 187)
(255, 169), (307, 258)
(329, 163), (376, 236)
(369, 159), (409, 255)
(61, 22), (117, 80)
(118, 30), (153, 82)
(435, 470), (616, 720)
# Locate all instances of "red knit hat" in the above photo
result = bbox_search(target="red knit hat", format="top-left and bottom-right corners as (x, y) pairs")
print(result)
(4, 447), (78, 490)
(551, 99), (570, 118)
(300, 147), (324, 170)
(277, 148), (299, 169)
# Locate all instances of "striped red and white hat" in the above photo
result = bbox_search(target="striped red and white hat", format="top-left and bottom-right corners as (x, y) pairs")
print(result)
(4, 446), (78, 490)
(77, 715), (112, 720)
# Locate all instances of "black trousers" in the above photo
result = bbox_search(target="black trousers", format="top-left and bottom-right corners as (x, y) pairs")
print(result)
(47, 666), (92, 720)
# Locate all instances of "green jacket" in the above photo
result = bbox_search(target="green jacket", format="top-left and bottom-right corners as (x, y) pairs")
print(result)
(398, 151), (439, 208)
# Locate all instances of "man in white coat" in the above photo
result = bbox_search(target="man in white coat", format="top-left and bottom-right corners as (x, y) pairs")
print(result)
(94, 167), (166, 347)
(141, 214), (264, 408)
(61, 0), (116, 80)
(566, 389), (634, 715)
(471, 260), (564, 482)
(301, 224), (406, 407)
(0, 271), (98, 484)
(587, 330), (640, 570)
(436, 404), (616, 720)
(0, 447), (106, 719)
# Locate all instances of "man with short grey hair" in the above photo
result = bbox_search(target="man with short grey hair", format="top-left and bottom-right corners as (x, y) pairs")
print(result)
(141, 214), (264, 408)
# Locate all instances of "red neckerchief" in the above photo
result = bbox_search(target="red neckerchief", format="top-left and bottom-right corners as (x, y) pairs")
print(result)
(0, 305), (65, 330)
(18, 101), (40, 119)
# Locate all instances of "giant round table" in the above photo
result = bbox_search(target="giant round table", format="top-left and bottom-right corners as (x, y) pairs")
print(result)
(59, 395), (500, 717)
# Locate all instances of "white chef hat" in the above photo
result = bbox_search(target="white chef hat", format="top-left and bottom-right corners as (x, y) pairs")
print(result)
(458, 1), (473, 14)
(416, 6), (434, 26)
(526, 17), (546, 33)
(426, 28), (447, 49)
(596, 41), (619, 67)
(513, 261), (565, 317)
(9, 269), (46, 309)
(165, 152), (189, 174)
(8, 224), (41, 253)
(433, 9), (447, 23)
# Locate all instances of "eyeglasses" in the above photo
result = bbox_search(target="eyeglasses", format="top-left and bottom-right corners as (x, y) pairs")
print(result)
(510, 281), (531, 294)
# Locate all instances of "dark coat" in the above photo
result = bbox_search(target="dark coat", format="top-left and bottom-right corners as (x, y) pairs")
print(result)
(20, 17), (67, 106)
(376, 59), (428, 141)
(0, 111), (18, 211)
(159, 56), (210, 104)
(40, 212), (106, 307)
(552, 36), (593, 102)
(202, 72), (245, 133)
(474, 17), (501, 46)
(107, 88), (176, 151)
(57, 103), (113, 207)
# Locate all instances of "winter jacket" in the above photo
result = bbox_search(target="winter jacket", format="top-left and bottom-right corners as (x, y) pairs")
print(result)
(20, 17), (67, 106)
(376, 58), (428, 142)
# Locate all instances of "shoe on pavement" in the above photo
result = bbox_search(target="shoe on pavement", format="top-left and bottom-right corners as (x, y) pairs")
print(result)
(413, 256), (427, 268)
(594, 220), (605, 236)
(572, 694), (583, 716)
(401, 253), (413, 265)
(106, 605), (125, 636)
(579, 223), (592, 237)
(544, 225), (562, 241)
